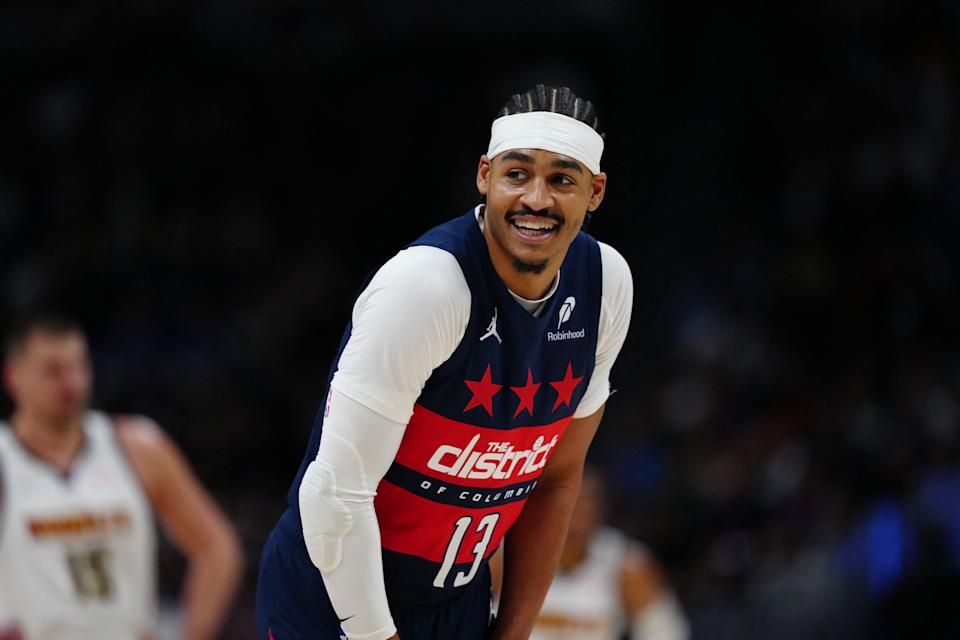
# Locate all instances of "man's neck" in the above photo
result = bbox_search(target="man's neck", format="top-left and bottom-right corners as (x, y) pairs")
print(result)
(12, 410), (86, 473)
(502, 267), (559, 301)
(481, 225), (562, 301)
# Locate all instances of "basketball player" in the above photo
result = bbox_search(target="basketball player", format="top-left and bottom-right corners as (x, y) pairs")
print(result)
(0, 316), (243, 640)
(524, 470), (689, 640)
(256, 85), (633, 640)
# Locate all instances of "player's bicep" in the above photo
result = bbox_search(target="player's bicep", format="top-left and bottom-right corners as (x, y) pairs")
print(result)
(331, 246), (470, 423)
(116, 418), (235, 555)
(152, 457), (231, 556)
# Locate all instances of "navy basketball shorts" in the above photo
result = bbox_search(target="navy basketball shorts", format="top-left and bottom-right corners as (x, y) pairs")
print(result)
(256, 522), (493, 640)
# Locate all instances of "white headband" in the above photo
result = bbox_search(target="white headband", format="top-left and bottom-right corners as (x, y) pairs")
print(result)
(487, 111), (604, 175)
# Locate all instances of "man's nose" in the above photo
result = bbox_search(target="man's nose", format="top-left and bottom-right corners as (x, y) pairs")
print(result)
(519, 177), (555, 213)
(60, 368), (88, 396)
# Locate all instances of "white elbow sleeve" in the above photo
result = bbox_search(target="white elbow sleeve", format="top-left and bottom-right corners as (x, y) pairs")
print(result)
(299, 390), (404, 577)
(299, 460), (355, 573)
(297, 389), (407, 640)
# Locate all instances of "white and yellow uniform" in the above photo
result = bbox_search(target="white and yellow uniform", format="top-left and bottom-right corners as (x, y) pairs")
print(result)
(0, 412), (156, 640)
(532, 528), (689, 640)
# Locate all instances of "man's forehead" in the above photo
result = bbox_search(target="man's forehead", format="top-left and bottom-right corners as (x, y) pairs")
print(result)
(493, 148), (586, 173)
(20, 330), (87, 356)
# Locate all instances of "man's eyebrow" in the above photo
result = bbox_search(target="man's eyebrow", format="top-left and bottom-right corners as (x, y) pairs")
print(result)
(500, 150), (534, 164)
(551, 158), (584, 174)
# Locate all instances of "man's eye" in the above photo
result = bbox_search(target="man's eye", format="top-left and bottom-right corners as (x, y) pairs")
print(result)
(506, 170), (526, 180)
(553, 175), (575, 186)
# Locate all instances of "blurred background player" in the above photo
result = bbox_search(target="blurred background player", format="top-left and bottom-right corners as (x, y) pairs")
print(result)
(492, 468), (688, 640)
(0, 314), (243, 640)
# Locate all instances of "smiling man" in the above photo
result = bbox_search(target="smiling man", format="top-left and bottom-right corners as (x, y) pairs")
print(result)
(256, 85), (633, 640)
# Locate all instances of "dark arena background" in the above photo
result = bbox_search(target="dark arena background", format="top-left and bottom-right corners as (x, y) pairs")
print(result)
(3, 2), (960, 638)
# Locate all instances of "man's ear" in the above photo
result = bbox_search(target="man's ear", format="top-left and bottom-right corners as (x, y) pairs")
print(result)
(587, 171), (607, 212)
(476, 155), (491, 196)
(3, 360), (20, 403)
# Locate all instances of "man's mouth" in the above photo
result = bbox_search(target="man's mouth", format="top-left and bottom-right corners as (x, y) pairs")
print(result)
(509, 214), (561, 239)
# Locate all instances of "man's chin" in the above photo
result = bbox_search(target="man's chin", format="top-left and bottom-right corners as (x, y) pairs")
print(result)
(46, 407), (86, 428)
(511, 255), (549, 275)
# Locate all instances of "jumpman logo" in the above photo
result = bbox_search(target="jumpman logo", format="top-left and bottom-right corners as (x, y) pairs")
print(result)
(480, 307), (502, 344)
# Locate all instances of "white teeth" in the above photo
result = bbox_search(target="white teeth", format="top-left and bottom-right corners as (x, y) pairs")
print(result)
(514, 224), (552, 237)
(513, 220), (556, 231)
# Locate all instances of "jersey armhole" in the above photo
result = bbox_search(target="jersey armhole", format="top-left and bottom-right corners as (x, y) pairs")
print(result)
(110, 415), (159, 511)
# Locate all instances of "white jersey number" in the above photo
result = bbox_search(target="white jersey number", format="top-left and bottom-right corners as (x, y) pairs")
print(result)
(433, 513), (500, 588)
(66, 547), (114, 600)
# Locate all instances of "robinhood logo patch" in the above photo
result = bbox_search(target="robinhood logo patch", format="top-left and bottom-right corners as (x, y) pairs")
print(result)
(557, 296), (575, 329)
(548, 296), (584, 341)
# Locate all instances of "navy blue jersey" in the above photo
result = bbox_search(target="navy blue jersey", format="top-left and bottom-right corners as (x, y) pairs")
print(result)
(281, 209), (603, 603)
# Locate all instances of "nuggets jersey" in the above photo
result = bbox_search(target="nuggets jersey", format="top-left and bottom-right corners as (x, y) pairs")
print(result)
(0, 412), (157, 640)
(530, 528), (631, 640)
(283, 210), (603, 601)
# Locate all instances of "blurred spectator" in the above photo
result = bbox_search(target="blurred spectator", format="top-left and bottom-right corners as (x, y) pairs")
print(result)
(491, 469), (689, 640)
(0, 315), (242, 639)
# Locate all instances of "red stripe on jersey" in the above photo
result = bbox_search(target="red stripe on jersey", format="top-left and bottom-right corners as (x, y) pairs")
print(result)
(375, 480), (525, 563)
(394, 404), (573, 489)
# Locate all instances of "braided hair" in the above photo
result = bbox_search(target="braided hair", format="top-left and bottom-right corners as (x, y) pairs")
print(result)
(486, 84), (604, 230)
(495, 84), (605, 140)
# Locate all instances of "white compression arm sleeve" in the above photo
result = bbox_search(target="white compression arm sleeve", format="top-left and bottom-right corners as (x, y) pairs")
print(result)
(300, 389), (406, 640)
(299, 246), (471, 639)
(575, 242), (634, 418)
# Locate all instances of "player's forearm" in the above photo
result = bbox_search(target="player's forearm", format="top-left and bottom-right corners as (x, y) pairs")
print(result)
(490, 478), (581, 640)
(312, 498), (397, 640)
(299, 390), (406, 639)
(180, 531), (243, 640)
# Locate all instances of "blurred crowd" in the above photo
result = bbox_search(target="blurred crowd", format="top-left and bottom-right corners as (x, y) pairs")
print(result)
(593, 4), (960, 637)
(2, 1), (959, 638)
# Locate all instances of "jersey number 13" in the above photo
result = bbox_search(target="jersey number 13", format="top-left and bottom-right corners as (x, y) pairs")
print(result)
(433, 513), (500, 588)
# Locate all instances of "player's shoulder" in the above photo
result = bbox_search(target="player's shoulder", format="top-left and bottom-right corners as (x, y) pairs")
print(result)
(592, 526), (651, 574)
(113, 414), (165, 449)
(362, 245), (471, 312)
(379, 245), (467, 289)
(112, 415), (180, 489)
(596, 241), (633, 310)
(593, 525), (631, 557)
(597, 241), (632, 283)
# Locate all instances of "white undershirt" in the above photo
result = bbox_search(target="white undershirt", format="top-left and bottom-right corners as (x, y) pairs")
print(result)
(509, 285), (554, 317)
(305, 227), (633, 639)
